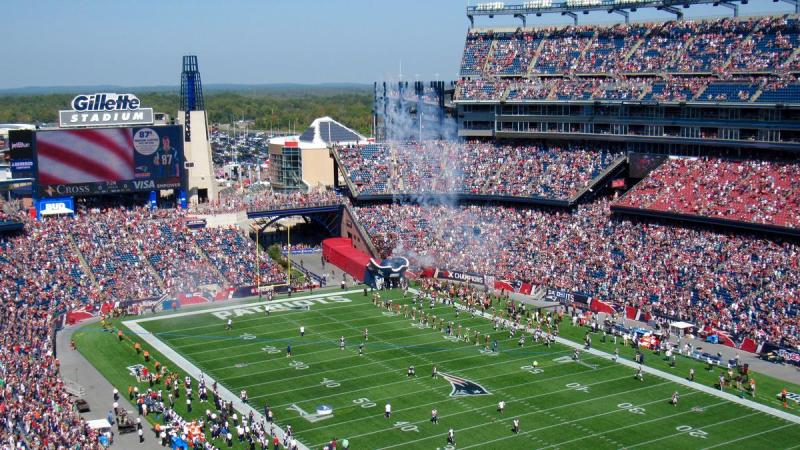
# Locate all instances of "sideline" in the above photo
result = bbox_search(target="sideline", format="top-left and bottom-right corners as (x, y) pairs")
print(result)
(121, 290), (365, 450)
(460, 305), (800, 425)
(130, 289), (364, 324)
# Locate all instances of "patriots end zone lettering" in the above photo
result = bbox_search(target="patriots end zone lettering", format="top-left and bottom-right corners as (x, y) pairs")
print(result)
(211, 295), (351, 320)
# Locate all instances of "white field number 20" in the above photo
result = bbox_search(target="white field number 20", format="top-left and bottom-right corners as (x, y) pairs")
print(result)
(617, 403), (646, 415)
(676, 425), (709, 439)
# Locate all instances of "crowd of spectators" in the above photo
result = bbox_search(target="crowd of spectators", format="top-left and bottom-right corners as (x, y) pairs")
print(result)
(458, 75), (797, 103)
(0, 215), (103, 445)
(336, 141), (621, 200)
(71, 208), (166, 302)
(0, 189), (334, 445)
(462, 16), (800, 78)
(616, 157), (800, 229)
(192, 189), (342, 215)
(195, 226), (286, 287)
(0, 305), (101, 447)
(353, 199), (799, 349)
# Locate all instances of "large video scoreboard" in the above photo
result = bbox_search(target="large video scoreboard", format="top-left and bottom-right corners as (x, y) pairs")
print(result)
(10, 125), (185, 198)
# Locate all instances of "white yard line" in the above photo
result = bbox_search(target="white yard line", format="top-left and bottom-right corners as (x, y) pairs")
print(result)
(301, 361), (626, 437)
(132, 289), (365, 324)
(700, 422), (798, 450)
(549, 332), (800, 425)
(460, 306), (800, 426)
(121, 291), (368, 450)
(623, 411), (760, 449)
(477, 399), (728, 450)
(369, 382), (691, 450)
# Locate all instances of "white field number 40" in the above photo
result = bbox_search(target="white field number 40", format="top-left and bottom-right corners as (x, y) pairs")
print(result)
(566, 382), (590, 393)
(394, 421), (419, 432)
(617, 403), (646, 414)
(676, 425), (709, 439)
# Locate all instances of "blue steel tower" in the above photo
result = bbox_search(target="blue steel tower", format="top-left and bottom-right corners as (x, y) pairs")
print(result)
(180, 55), (205, 142)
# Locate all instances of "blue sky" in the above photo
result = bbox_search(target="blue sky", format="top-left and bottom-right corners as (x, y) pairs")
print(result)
(1, 0), (793, 89)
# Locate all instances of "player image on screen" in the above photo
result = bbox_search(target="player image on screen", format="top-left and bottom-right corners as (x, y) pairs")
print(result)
(153, 134), (180, 178)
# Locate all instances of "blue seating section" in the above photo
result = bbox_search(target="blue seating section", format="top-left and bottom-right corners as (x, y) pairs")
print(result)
(756, 84), (800, 103)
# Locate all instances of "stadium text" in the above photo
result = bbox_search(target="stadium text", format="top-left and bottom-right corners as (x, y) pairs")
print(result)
(211, 295), (352, 320)
(72, 93), (141, 111)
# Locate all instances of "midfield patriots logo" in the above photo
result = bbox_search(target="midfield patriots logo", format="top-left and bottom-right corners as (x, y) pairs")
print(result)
(440, 372), (491, 397)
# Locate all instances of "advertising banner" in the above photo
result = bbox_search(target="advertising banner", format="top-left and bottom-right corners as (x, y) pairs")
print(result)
(543, 288), (591, 305)
(35, 125), (183, 197)
(37, 197), (75, 219)
(8, 129), (36, 179)
(58, 93), (154, 128)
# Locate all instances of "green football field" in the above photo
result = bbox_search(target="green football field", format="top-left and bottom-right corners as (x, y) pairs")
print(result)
(80, 288), (800, 449)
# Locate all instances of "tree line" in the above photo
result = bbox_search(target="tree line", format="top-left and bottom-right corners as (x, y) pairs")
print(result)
(0, 89), (373, 136)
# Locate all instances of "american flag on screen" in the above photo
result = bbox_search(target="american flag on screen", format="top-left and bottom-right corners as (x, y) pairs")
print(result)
(36, 128), (135, 185)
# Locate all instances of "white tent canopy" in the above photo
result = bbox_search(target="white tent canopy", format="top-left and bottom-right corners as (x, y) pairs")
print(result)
(86, 419), (112, 430)
(669, 321), (695, 337)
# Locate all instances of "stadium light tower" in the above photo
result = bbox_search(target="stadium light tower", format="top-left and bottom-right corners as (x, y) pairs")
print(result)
(177, 55), (216, 204)
(181, 55), (205, 142)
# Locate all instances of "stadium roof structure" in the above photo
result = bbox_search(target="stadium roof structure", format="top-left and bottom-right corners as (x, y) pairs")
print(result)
(268, 117), (368, 149)
(466, 0), (796, 25)
(298, 117), (368, 146)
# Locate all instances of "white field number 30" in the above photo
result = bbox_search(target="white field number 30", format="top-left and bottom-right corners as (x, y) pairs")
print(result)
(617, 403), (646, 414)
(676, 425), (709, 439)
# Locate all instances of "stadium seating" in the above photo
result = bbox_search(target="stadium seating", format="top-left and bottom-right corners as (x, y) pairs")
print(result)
(615, 157), (800, 229)
(455, 16), (800, 104)
(335, 141), (622, 200)
(195, 226), (286, 287)
(353, 199), (800, 348)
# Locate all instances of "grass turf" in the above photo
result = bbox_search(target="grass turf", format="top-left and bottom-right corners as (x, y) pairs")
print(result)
(74, 288), (800, 449)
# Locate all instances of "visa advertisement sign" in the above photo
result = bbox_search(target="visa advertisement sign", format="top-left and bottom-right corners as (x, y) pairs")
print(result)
(59, 93), (154, 128)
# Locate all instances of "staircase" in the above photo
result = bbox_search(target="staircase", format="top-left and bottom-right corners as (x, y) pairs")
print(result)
(481, 39), (499, 75)
(668, 35), (695, 71)
(576, 31), (598, 69)
(638, 83), (653, 101)
(68, 234), (97, 286)
(500, 84), (512, 101)
(140, 249), (166, 290)
(328, 146), (361, 197)
(343, 204), (381, 259)
(526, 32), (549, 76)
(193, 238), (229, 285)
(569, 155), (627, 205)
(722, 26), (760, 73)
(784, 47), (800, 70)
(692, 84), (709, 101)
(545, 77), (566, 99)
(622, 35), (646, 67)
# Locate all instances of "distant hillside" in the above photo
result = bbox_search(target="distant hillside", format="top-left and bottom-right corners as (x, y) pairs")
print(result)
(0, 87), (373, 135)
(0, 83), (371, 95)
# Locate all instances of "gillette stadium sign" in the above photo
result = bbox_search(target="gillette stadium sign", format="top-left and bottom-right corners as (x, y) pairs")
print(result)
(59, 93), (154, 128)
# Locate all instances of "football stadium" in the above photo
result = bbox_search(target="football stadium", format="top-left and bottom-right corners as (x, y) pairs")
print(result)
(2, 1), (800, 449)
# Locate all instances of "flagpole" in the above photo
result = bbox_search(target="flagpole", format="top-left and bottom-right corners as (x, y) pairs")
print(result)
(287, 223), (292, 288)
(256, 226), (261, 301)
